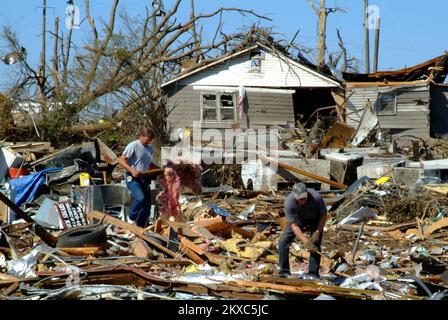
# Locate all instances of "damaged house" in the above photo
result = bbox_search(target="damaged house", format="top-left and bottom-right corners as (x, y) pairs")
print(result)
(343, 53), (448, 138)
(161, 42), (342, 144)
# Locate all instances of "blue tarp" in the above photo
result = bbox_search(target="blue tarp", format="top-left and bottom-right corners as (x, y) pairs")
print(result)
(210, 204), (231, 217)
(10, 168), (62, 207)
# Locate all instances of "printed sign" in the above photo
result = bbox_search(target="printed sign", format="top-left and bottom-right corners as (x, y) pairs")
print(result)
(56, 202), (88, 229)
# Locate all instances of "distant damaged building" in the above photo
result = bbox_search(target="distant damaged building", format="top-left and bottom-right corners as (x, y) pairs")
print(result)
(343, 53), (448, 138)
(162, 42), (342, 144)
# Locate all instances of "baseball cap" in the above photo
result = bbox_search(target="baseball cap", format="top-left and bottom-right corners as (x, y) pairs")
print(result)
(292, 182), (308, 200)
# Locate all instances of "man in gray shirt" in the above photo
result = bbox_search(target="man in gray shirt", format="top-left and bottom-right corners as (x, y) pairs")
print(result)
(119, 128), (154, 227)
(278, 182), (327, 278)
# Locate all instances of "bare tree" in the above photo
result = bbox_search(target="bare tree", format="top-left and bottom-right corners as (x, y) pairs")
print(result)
(337, 29), (347, 72)
(1, 0), (270, 145)
(306, 0), (344, 67)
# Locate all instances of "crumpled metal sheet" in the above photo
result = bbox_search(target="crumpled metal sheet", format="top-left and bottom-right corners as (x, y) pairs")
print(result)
(352, 103), (379, 147)
(17, 284), (175, 300)
(6, 244), (58, 279)
(338, 207), (378, 225)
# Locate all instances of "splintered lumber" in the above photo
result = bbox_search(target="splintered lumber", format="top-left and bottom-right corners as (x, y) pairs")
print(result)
(131, 238), (154, 259)
(59, 247), (105, 256)
(0, 273), (20, 282)
(158, 219), (201, 238)
(2, 282), (19, 296)
(87, 210), (180, 259)
(260, 156), (347, 189)
(179, 243), (206, 265)
(193, 216), (254, 239)
(228, 279), (422, 300)
(424, 217), (448, 237)
(0, 192), (58, 247)
(179, 236), (220, 265)
(194, 216), (229, 233)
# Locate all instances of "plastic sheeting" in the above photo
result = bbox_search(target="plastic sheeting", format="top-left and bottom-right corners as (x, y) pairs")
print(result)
(338, 207), (378, 225)
(352, 103), (379, 147)
(10, 168), (62, 206)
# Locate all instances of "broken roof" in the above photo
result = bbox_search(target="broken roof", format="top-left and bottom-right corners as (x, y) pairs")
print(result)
(343, 53), (448, 83)
(161, 42), (341, 88)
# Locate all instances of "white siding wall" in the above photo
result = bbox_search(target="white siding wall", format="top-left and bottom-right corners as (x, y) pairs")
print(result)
(178, 51), (337, 88)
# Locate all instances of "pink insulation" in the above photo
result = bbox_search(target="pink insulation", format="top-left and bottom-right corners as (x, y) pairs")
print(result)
(156, 161), (202, 221)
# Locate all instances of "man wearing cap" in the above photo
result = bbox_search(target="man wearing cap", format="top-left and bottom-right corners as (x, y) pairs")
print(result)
(278, 182), (327, 277)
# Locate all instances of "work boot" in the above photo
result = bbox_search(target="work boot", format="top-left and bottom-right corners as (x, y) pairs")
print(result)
(278, 271), (291, 278)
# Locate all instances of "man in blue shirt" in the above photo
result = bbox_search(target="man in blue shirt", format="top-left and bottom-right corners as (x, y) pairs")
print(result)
(118, 128), (154, 227)
(278, 182), (327, 278)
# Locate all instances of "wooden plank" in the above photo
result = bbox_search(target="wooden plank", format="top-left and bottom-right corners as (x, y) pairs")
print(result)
(424, 217), (448, 237)
(0, 192), (58, 247)
(59, 247), (104, 256)
(262, 156), (347, 189)
(229, 279), (421, 300)
(1, 282), (19, 296)
(179, 242), (206, 265)
(0, 273), (20, 282)
(0, 278), (40, 288)
(87, 210), (181, 259)
(131, 238), (154, 259)
(346, 81), (428, 88)
(193, 216), (230, 233)
(160, 219), (201, 238)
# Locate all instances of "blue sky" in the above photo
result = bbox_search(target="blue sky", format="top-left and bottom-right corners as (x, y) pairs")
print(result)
(0, 0), (446, 78)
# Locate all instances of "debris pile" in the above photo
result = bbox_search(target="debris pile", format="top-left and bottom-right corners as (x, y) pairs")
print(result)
(2, 135), (448, 301)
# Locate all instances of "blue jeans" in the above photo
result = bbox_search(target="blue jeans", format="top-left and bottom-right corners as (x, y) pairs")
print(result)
(127, 175), (151, 227)
(278, 221), (322, 276)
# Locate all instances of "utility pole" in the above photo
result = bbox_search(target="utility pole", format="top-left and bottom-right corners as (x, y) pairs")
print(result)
(364, 0), (370, 73)
(373, 17), (381, 73)
(41, 0), (46, 84)
(37, 0), (48, 118)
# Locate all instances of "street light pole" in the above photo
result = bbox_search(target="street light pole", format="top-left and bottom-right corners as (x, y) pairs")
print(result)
(364, 0), (370, 74)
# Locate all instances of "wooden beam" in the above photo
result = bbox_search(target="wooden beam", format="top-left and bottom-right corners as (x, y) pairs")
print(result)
(424, 217), (448, 237)
(345, 80), (428, 88)
(59, 247), (105, 256)
(179, 242), (206, 265)
(261, 156), (347, 189)
(87, 210), (181, 259)
(229, 279), (422, 300)
(1, 282), (19, 296)
(0, 192), (58, 247)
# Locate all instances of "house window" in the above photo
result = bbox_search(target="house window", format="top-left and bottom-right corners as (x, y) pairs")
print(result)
(201, 93), (236, 122)
(377, 92), (397, 115)
(202, 94), (217, 121)
(250, 51), (264, 72)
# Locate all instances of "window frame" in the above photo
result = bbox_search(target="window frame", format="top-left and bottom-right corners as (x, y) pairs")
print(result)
(250, 51), (264, 72)
(377, 91), (397, 116)
(200, 92), (237, 123)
